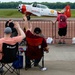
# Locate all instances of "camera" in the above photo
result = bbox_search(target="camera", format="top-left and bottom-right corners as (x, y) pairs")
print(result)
(5, 20), (18, 37)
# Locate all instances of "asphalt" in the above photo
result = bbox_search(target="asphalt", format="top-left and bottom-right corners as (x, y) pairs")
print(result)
(21, 61), (75, 75)
(0, 17), (75, 21)
(3, 44), (75, 75)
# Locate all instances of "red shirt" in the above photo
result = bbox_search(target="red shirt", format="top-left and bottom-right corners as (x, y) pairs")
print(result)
(57, 14), (67, 28)
(26, 30), (47, 47)
(25, 30), (47, 59)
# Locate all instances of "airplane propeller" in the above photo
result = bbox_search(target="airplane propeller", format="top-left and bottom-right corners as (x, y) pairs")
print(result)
(18, 4), (26, 14)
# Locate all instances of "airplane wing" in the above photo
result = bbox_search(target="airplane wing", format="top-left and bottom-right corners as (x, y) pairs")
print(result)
(31, 11), (41, 16)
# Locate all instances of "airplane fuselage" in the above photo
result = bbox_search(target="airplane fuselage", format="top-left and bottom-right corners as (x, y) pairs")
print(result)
(26, 4), (58, 17)
(18, 3), (71, 20)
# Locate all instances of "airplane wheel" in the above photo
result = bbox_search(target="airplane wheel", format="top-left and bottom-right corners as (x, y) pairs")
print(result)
(27, 16), (30, 20)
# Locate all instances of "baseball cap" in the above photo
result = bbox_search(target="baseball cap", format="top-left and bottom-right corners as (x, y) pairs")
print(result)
(4, 27), (12, 34)
(34, 27), (41, 34)
(61, 10), (64, 13)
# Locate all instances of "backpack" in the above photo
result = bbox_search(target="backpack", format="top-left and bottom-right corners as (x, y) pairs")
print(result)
(60, 15), (66, 22)
(12, 55), (23, 69)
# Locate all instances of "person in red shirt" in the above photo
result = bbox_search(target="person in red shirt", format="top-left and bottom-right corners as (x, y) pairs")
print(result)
(55, 11), (67, 44)
(23, 14), (49, 70)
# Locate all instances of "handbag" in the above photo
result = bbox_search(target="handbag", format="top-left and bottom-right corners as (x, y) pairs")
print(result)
(12, 55), (23, 69)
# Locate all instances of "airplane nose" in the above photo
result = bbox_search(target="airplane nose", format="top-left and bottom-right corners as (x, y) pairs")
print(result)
(22, 5), (26, 14)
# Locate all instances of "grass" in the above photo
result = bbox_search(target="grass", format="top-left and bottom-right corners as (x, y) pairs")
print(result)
(71, 9), (75, 17)
(0, 9), (22, 18)
(0, 9), (75, 18)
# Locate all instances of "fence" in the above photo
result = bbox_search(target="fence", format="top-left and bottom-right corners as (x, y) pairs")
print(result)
(55, 20), (75, 44)
(0, 20), (75, 44)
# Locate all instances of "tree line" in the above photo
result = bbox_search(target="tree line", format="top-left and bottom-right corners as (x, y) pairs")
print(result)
(0, 1), (75, 9)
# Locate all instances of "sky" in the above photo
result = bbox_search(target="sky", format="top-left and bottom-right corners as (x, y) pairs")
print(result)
(0, 0), (75, 3)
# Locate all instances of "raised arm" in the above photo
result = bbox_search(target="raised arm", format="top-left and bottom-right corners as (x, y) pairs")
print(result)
(23, 14), (32, 31)
(14, 22), (25, 39)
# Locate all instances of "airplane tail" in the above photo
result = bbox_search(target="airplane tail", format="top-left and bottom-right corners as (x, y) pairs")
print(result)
(59, 5), (71, 17)
(64, 5), (71, 17)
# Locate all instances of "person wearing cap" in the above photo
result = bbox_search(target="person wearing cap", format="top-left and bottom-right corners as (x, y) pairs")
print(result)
(0, 22), (25, 60)
(55, 10), (67, 44)
(0, 22), (25, 72)
(23, 14), (49, 70)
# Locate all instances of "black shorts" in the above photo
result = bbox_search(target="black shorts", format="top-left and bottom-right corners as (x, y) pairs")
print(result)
(58, 27), (67, 36)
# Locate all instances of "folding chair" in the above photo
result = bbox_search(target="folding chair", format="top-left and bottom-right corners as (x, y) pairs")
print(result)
(26, 37), (47, 71)
(0, 43), (20, 75)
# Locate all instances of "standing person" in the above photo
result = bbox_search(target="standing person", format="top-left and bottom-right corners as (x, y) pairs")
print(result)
(23, 14), (49, 70)
(0, 21), (25, 73)
(55, 11), (67, 44)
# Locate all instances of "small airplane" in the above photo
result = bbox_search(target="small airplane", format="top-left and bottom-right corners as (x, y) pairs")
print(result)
(18, 3), (71, 20)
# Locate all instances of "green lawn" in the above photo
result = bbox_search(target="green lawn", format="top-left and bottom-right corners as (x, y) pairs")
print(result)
(71, 9), (75, 17)
(0, 9), (22, 18)
(0, 9), (74, 18)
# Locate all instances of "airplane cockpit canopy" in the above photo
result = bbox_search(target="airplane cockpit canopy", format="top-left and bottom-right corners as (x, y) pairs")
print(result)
(32, 3), (48, 9)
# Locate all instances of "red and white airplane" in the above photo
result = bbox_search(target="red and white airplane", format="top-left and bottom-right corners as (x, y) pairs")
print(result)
(18, 3), (71, 20)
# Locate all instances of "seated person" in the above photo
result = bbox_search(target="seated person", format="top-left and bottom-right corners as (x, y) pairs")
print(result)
(0, 21), (25, 73)
(23, 14), (49, 70)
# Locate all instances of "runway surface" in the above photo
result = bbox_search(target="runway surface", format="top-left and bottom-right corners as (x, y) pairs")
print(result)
(0, 17), (75, 21)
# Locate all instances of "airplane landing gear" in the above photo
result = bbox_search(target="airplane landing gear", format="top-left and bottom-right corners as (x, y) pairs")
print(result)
(27, 15), (30, 20)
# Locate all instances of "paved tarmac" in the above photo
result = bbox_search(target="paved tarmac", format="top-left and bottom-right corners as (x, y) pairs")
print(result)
(44, 44), (75, 61)
(20, 61), (75, 75)
(0, 17), (75, 21)
(4, 44), (75, 75)
(21, 44), (75, 75)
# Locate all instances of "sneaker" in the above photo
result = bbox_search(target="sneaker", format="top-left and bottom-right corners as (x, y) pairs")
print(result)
(58, 41), (62, 44)
(34, 63), (38, 67)
(25, 65), (31, 70)
(62, 41), (66, 44)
